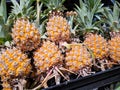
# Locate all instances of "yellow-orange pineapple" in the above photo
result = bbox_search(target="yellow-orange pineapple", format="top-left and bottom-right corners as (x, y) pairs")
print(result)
(65, 43), (92, 75)
(0, 47), (31, 78)
(10, 0), (40, 52)
(84, 34), (108, 59)
(12, 19), (40, 51)
(108, 35), (120, 62)
(33, 40), (63, 74)
(103, 2), (120, 64)
(46, 16), (70, 42)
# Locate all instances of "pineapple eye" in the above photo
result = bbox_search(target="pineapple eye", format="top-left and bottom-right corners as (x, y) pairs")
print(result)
(18, 57), (23, 62)
(8, 71), (14, 75)
(30, 31), (34, 36)
(20, 31), (24, 36)
(8, 59), (13, 62)
(4, 64), (8, 70)
(25, 34), (29, 39)
(23, 63), (28, 67)
(26, 28), (30, 32)
(18, 69), (23, 75)
(45, 59), (49, 63)
(0, 67), (3, 72)
(13, 62), (18, 68)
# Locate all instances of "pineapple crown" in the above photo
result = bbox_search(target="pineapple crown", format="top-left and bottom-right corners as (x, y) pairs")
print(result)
(102, 1), (120, 32)
(10, 0), (35, 20)
(41, 0), (66, 14)
(0, 0), (11, 44)
(75, 0), (104, 35)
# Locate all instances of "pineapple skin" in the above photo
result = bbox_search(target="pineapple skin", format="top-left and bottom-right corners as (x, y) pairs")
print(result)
(108, 35), (120, 62)
(65, 43), (92, 73)
(2, 81), (12, 90)
(84, 34), (108, 59)
(12, 19), (41, 51)
(46, 16), (70, 42)
(33, 40), (63, 74)
(0, 47), (31, 78)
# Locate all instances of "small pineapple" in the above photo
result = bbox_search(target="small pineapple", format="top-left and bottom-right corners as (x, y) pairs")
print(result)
(11, 0), (40, 51)
(65, 43), (92, 76)
(108, 34), (120, 63)
(84, 34), (108, 59)
(33, 40), (68, 88)
(41, 0), (71, 43)
(33, 40), (63, 74)
(46, 16), (70, 42)
(103, 2), (120, 63)
(12, 19), (40, 51)
(0, 47), (31, 79)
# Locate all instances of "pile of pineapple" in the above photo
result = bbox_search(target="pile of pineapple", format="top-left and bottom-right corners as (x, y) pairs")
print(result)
(0, 0), (120, 89)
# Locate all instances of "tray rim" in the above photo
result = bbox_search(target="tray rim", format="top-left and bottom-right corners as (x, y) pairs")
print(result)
(43, 66), (120, 90)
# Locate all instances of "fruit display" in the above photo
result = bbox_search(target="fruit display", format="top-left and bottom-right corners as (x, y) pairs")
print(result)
(0, 0), (120, 89)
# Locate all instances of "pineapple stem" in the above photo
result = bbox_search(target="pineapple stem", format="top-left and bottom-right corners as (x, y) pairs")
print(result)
(59, 67), (76, 75)
(53, 69), (61, 85)
(77, 67), (92, 78)
(55, 67), (69, 81)
(42, 73), (56, 88)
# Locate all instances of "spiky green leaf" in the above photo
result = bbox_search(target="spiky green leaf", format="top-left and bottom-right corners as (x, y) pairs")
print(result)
(0, 0), (7, 23)
(102, 1), (120, 31)
(75, 0), (104, 34)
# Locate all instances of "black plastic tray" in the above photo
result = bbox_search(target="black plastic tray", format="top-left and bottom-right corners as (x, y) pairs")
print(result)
(43, 66), (120, 90)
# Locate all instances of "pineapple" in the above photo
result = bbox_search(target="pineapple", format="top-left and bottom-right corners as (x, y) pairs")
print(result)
(33, 40), (63, 74)
(0, 47), (31, 77)
(108, 35), (120, 63)
(12, 19), (40, 51)
(10, 0), (41, 51)
(0, 47), (31, 89)
(103, 2), (120, 63)
(46, 16), (70, 42)
(41, 0), (71, 43)
(84, 34), (108, 59)
(64, 43), (92, 76)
